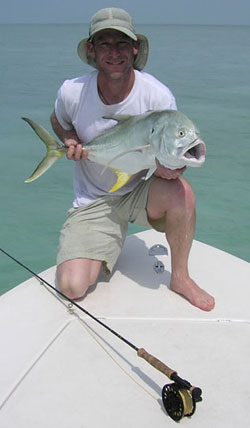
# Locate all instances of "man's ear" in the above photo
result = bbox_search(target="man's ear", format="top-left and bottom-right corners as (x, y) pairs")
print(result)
(133, 40), (139, 56)
(87, 41), (95, 59)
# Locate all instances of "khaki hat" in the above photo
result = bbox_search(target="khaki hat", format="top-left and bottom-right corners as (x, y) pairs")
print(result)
(77, 8), (149, 70)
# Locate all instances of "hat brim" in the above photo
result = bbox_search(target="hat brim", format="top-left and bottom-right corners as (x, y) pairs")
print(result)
(89, 26), (137, 42)
(77, 33), (149, 71)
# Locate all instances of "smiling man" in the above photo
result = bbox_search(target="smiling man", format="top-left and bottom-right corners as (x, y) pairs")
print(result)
(88, 30), (138, 82)
(50, 7), (215, 311)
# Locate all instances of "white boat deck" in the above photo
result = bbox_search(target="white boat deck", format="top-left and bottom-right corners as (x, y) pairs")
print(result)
(0, 230), (249, 427)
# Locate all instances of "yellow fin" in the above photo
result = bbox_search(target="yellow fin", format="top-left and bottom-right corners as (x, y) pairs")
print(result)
(109, 169), (131, 193)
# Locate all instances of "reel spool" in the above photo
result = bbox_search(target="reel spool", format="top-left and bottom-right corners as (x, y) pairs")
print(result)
(162, 382), (200, 421)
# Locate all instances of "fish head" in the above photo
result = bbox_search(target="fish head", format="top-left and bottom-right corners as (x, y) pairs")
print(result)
(150, 110), (206, 170)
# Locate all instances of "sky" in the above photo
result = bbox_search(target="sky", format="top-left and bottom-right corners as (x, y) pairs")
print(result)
(1, 0), (250, 25)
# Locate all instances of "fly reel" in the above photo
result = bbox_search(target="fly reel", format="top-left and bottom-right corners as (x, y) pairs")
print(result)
(137, 348), (202, 421)
(162, 381), (202, 421)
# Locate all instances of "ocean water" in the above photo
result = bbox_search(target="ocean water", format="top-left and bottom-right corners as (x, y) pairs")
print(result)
(0, 24), (249, 295)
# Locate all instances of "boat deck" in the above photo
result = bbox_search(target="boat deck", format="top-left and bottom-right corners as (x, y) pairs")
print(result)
(0, 230), (249, 427)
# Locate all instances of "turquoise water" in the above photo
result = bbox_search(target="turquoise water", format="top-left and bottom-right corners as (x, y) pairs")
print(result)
(0, 24), (249, 295)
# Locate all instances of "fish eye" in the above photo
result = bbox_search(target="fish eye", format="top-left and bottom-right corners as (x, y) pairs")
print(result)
(178, 129), (186, 137)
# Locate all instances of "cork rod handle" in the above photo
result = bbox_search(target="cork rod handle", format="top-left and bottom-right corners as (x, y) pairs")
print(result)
(137, 348), (177, 379)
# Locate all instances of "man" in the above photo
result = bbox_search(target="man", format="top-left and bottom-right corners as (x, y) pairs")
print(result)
(51, 7), (215, 311)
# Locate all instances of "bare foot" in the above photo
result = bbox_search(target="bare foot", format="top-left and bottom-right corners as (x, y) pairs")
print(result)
(170, 275), (215, 311)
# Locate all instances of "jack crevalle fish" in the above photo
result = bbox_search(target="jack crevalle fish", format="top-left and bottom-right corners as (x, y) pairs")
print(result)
(22, 110), (206, 192)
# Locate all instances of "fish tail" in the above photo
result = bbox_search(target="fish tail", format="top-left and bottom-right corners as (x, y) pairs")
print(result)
(22, 117), (66, 182)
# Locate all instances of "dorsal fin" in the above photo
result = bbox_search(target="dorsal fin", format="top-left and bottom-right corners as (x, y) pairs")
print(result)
(102, 114), (132, 123)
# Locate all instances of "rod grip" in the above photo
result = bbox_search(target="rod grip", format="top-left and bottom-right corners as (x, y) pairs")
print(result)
(137, 347), (176, 379)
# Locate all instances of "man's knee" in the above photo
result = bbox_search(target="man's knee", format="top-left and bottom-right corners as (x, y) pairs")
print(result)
(56, 269), (89, 299)
(159, 177), (195, 212)
(147, 177), (196, 222)
(56, 259), (101, 299)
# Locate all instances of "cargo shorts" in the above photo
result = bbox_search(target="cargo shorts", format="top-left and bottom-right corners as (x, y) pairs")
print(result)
(57, 176), (165, 273)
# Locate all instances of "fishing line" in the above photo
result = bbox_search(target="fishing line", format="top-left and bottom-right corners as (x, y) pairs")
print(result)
(40, 274), (158, 402)
(65, 302), (158, 402)
(0, 246), (203, 421)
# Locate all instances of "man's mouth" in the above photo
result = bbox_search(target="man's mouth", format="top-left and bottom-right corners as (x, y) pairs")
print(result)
(106, 60), (124, 66)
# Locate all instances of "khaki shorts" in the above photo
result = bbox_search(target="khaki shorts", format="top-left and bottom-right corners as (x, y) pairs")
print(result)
(57, 176), (165, 273)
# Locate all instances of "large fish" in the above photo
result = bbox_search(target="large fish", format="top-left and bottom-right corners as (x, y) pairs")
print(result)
(22, 110), (206, 192)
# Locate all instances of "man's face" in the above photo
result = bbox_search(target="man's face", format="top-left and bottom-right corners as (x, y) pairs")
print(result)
(88, 29), (138, 79)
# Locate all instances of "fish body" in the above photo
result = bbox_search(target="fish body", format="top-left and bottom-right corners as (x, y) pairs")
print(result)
(23, 110), (206, 191)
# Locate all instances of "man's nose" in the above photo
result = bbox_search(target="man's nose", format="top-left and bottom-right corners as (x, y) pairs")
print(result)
(108, 44), (121, 55)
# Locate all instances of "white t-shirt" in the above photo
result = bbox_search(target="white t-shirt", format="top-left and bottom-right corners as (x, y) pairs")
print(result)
(55, 70), (177, 207)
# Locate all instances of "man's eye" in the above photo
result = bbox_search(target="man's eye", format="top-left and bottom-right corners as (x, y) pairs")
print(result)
(120, 41), (132, 49)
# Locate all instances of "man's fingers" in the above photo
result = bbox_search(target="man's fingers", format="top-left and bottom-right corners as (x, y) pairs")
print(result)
(66, 144), (88, 161)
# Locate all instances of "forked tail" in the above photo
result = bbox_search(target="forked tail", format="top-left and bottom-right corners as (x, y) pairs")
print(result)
(22, 117), (66, 182)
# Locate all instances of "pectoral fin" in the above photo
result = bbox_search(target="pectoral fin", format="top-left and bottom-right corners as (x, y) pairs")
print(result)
(101, 144), (151, 176)
(109, 169), (131, 193)
(145, 167), (156, 180)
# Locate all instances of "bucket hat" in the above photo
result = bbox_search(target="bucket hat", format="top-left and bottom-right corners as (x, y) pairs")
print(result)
(77, 8), (149, 70)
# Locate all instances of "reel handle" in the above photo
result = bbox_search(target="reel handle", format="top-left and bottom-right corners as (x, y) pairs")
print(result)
(137, 348), (176, 379)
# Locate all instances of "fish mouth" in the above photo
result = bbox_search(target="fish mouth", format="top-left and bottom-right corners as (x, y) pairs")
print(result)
(182, 138), (206, 165)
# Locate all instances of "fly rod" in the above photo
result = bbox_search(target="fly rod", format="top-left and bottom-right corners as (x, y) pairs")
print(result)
(0, 247), (202, 421)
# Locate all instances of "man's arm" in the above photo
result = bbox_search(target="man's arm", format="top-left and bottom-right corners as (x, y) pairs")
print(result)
(50, 110), (88, 161)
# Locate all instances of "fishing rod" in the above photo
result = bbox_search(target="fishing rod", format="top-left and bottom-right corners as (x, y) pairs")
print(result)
(0, 247), (202, 421)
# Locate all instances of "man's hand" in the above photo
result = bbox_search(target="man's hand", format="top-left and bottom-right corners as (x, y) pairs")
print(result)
(50, 110), (88, 162)
(154, 158), (186, 180)
(65, 140), (88, 161)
